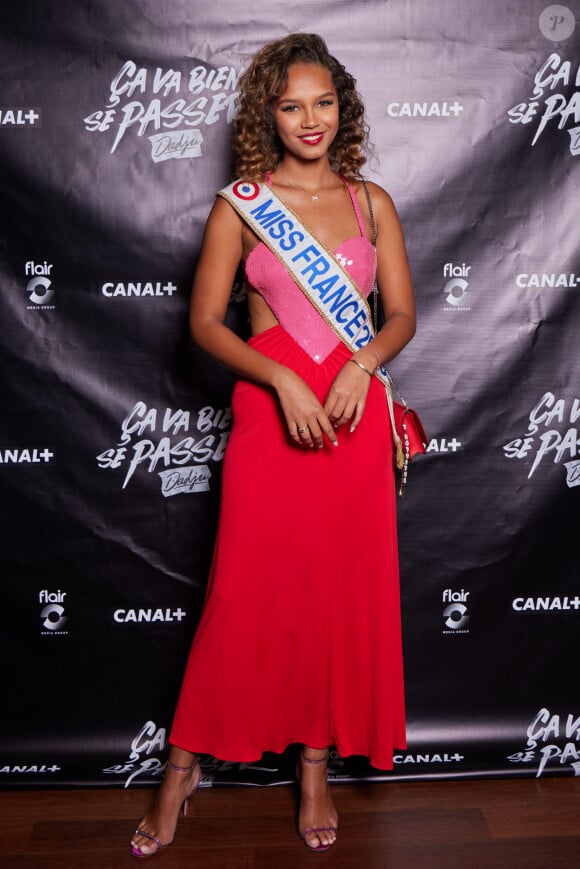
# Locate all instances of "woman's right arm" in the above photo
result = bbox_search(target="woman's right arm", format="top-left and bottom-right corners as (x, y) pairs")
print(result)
(189, 197), (337, 447)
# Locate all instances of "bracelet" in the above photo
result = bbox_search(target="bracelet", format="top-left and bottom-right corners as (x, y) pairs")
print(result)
(348, 358), (374, 377)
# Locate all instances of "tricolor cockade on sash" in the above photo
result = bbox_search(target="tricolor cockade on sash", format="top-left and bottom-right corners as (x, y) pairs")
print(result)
(218, 179), (405, 466)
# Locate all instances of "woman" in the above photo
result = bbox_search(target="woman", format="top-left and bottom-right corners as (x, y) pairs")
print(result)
(131, 32), (415, 856)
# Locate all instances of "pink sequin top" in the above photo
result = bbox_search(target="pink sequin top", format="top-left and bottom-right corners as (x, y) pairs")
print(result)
(244, 179), (376, 363)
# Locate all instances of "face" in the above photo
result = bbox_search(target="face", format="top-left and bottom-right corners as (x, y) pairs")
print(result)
(272, 63), (339, 161)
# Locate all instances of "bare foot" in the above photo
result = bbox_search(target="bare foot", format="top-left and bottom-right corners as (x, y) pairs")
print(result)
(298, 752), (338, 851)
(130, 757), (200, 856)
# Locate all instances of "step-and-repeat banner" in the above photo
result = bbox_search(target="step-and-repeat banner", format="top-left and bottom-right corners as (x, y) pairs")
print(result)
(1, 1), (579, 788)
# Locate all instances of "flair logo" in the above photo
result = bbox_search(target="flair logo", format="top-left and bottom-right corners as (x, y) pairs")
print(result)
(442, 588), (470, 633)
(25, 261), (53, 276)
(39, 589), (68, 634)
(25, 261), (55, 307)
(443, 262), (471, 309)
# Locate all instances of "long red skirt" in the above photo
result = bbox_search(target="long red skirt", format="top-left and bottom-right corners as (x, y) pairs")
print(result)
(170, 325), (406, 770)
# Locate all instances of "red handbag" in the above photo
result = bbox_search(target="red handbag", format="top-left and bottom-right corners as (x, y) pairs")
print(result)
(394, 401), (428, 460)
(377, 367), (428, 495)
(393, 399), (428, 496)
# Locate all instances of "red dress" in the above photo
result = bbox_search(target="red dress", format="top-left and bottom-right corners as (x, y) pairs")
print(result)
(170, 183), (406, 770)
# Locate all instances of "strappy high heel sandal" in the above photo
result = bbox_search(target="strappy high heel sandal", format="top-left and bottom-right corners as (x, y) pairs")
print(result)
(297, 752), (338, 852)
(131, 758), (201, 858)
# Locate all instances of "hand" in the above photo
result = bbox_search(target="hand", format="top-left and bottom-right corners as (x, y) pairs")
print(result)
(275, 369), (338, 448)
(323, 361), (372, 432)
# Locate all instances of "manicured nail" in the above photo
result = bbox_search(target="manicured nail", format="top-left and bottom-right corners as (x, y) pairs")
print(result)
(350, 425), (356, 433)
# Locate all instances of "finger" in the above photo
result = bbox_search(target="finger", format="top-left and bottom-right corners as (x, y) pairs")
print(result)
(286, 412), (309, 445)
(323, 393), (339, 418)
(349, 399), (366, 433)
(317, 413), (339, 446)
(306, 418), (325, 449)
(324, 394), (347, 425)
(334, 399), (358, 430)
(296, 423), (314, 447)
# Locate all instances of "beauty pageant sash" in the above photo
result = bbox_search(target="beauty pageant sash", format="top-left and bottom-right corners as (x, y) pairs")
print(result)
(218, 179), (405, 464)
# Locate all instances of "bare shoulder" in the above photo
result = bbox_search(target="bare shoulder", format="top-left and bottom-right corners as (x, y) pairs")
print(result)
(360, 180), (399, 222)
(353, 179), (402, 239)
(199, 192), (246, 255)
(195, 191), (245, 270)
(207, 192), (245, 231)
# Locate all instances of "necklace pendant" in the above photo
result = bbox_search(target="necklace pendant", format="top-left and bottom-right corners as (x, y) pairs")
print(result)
(311, 194), (319, 202)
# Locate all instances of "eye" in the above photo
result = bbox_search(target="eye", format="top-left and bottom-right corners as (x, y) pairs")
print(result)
(280, 104), (299, 113)
(319, 99), (334, 107)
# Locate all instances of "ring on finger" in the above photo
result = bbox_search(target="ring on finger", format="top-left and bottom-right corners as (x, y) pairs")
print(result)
(297, 426), (308, 434)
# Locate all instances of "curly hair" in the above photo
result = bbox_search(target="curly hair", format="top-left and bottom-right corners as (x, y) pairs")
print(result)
(233, 33), (369, 181)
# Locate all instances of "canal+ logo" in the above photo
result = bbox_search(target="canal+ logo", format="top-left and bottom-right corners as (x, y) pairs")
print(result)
(387, 100), (464, 119)
(0, 107), (41, 127)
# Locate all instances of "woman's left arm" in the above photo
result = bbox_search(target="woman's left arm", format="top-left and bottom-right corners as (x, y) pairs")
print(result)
(324, 182), (416, 431)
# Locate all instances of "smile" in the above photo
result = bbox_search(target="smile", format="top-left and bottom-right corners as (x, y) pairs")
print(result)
(299, 133), (324, 145)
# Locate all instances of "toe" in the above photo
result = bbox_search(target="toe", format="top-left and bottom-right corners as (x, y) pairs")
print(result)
(130, 829), (160, 855)
(305, 831), (323, 850)
(320, 828), (335, 847)
(302, 827), (336, 850)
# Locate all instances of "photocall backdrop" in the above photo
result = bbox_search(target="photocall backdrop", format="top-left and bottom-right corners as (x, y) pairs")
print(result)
(1, 0), (579, 789)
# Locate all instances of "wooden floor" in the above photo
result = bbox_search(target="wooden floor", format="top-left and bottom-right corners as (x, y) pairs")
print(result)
(0, 776), (578, 868)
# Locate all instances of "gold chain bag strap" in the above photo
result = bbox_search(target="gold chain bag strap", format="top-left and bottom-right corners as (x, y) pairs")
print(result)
(362, 181), (428, 495)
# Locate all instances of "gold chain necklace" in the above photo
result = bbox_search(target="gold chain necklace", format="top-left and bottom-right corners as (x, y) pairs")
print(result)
(280, 173), (337, 202)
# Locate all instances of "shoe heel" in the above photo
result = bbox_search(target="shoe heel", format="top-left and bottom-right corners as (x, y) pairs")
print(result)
(172, 760), (201, 817)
